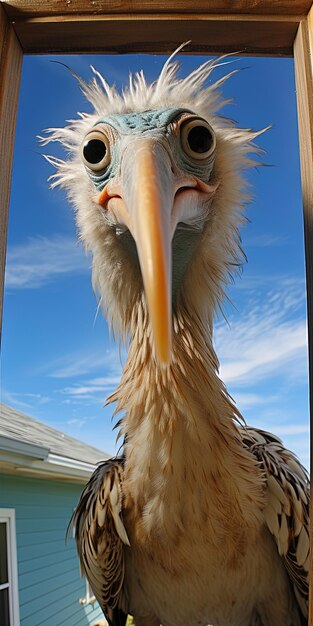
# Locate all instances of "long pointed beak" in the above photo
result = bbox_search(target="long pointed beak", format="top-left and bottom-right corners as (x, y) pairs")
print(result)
(99, 139), (174, 364)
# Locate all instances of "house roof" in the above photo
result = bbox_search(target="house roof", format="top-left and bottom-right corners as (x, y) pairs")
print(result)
(0, 403), (110, 482)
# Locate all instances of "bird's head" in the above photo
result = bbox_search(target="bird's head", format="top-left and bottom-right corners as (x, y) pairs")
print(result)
(42, 53), (264, 365)
(80, 107), (219, 363)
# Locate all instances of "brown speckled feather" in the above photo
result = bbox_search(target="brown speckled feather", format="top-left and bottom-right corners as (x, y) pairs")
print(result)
(69, 458), (129, 626)
(242, 427), (309, 622)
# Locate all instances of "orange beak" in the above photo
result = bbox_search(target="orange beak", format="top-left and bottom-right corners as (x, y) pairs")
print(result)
(98, 139), (174, 364)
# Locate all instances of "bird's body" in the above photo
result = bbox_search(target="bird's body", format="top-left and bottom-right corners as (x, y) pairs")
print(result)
(122, 421), (296, 626)
(79, 325), (308, 626)
(125, 493), (294, 626)
(43, 52), (309, 626)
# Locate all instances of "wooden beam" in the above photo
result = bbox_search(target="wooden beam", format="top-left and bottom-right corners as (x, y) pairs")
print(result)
(0, 4), (22, 341)
(1, 0), (312, 17)
(294, 8), (313, 624)
(1, 13), (301, 56)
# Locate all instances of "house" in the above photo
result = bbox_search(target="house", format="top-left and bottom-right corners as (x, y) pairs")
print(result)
(0, 402), (110, 626)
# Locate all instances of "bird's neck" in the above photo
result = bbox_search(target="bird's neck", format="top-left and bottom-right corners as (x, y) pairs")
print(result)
(109, 300), (263, 542)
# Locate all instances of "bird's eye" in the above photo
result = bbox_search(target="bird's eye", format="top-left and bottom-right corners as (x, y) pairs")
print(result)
(180, 118), (216, 160)
(81, 129), (111, 172)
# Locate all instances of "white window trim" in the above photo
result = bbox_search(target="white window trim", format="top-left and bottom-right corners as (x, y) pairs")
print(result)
(0, 509), (20, 626)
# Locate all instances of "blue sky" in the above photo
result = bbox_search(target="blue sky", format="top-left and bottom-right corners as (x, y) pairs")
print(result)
(1, 53), (309, 468)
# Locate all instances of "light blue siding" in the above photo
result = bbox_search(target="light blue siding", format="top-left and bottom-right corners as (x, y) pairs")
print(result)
(0, 473), (104, 626)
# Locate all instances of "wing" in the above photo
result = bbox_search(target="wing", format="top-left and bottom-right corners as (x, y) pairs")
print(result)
(69, 458), (130, 626)
(241, 427), (309, 622)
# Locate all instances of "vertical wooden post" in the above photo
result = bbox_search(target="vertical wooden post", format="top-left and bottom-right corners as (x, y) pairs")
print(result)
(0, 4), (22, 340)
(294, 7), (313, 624)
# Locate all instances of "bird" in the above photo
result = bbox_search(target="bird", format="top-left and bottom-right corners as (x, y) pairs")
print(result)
(41, 50), (309, 626)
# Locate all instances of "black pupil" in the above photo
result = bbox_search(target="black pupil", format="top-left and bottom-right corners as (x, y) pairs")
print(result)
(187, 125), (213, 154)
(83, 138), (106, 164)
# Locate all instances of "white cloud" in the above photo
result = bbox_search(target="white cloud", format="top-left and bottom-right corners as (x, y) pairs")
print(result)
(1, 391), (33, 410)
(1, 390), (51, 410)
(233, 392), (278, 409)
(244, 233), (288, 248)
(49, 345), (125, 379)
(5, 234), (89, 289)
(232, 274), (306, 292)
(214, 280), (309, 468)
(219, 320), (307, 385)
(50, 354), (108, 379)
(215, 282), (307, 387)
(62, 375), (121, 398)
(78, 376), (120, 391)
(66, 417), (87, 429)
(49, 347), (124, 404)
(270, 424), (309, 436)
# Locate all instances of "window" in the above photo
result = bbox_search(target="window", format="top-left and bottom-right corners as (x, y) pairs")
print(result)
(0, 510), (20, 626)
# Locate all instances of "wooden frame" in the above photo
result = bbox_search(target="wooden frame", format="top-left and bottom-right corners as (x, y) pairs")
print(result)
(0, 508), (20, 626)
(0, 0), (312, 621)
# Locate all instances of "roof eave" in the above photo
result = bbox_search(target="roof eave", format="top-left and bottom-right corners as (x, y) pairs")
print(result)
(0, 444), (97, 483)
(0, 434), (49, 459)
